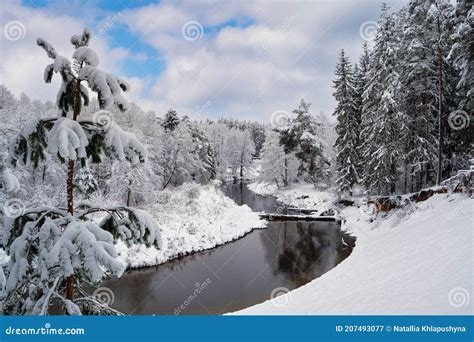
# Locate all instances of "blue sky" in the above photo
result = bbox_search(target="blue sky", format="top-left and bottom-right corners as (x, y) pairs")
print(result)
(2, 0), (406, 121)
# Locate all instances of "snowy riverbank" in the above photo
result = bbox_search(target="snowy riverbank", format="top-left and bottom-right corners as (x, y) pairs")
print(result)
(116, 182), (266, 268)
(236, 192), (473, 315)
(248, 182), (336, 213)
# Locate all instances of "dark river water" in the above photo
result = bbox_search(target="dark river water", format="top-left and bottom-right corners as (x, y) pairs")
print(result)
(100, 182), (354, 315)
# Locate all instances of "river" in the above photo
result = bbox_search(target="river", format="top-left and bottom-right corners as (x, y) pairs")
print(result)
(100, 182), (354, 315)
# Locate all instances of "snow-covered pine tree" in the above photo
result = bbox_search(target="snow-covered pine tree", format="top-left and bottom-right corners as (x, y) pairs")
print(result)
(426, 0), (458, 184)
(397, 0), (439, 191)
(280, 99), (330, 186)
(360, 4), (407, 194)
(74, 167), (98, 195)
(445, 0), (473, 177)
(2, 29), (161, 315)
(333, 49), (360, 195)
(449, 0), (473, 115)
(161, 108), (180, 132)
(182, 117), (217, 183)
(160, 120), (200, 188)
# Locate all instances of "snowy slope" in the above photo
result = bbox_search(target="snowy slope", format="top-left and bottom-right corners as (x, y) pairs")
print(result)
(236, 193), (473, 315)
(116, 182), (266, 268)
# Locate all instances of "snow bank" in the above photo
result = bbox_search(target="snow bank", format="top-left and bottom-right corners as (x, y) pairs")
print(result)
(236, 193), (473, 315)
(116, 183), (266, 268)
(248, 182), (336, 212)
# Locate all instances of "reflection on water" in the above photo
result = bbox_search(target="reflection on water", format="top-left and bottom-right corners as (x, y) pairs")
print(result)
(102, 220), (354, 315)
(221, 181), (286, 213)
(99, 182), (354, 315)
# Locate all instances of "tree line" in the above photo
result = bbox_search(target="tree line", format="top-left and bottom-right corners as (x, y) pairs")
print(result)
(333, 1), (472, 196)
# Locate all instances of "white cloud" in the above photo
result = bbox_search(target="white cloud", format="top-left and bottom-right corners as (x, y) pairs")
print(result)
(1, 0), (407, 122)
(121, 0), (408, 120)
(0, 0), (128, 105)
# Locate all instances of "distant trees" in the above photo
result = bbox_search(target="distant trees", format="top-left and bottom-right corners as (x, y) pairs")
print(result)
(259, 130), (298, 188)
(332, 1), (473, 196)
(279, 99), (331, 187)
(226, 129), (255, 177)
(161, 109), (180, 132)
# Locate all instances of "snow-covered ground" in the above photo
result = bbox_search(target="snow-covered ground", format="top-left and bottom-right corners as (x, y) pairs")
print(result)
(248, 181), (336, 213)
(236, 193), (473, 315)
(117, 182), (266, 268)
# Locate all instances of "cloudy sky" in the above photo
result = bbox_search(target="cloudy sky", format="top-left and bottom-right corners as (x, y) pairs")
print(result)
(1, 0), (406, 121)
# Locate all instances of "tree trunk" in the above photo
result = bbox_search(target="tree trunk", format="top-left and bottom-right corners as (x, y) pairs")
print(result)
(65, 78), (82, 302)
(309, 155), (315, 186)
(436, 14), (444, 185)
(403, 162), (408, 194)
(284, 156), (288, 187)
(42, 164), (46, 182)
(126, 189), (131, 207)
(422, 63), (430, 189)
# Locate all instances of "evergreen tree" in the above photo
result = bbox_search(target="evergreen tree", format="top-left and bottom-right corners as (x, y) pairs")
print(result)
(2, 29), (161, 315)
(280, 99), (330, 186)
(354, 43), (370, 182)
(73, 167), (98, 195)
(449, 0), (473, 114)
(360, 4), (407, 194)
(445, 0), (473, 176)
(395, 1), (438, 191)
(161, 109), (180, 132)
(333, 49), (360, 195)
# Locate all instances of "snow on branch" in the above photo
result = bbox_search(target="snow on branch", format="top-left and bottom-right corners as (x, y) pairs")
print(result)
(1, 206), (139, 314)
(103, 124), (147, 164)
(47, 117), (89, 161)
(73, 47), (99, 67)
(83, 207), (162, 249)
(70, 28), (91, 48)
(37, 37), (74, 114)
(78, 66), (130, 112)
(38, 28), (131, 116)
(36, 38), (57, 59)
(1, 152), (19, 192)
(9, 118), (49, 167)
(48, 220), (125, 282)
(37, 38), (71, 81)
